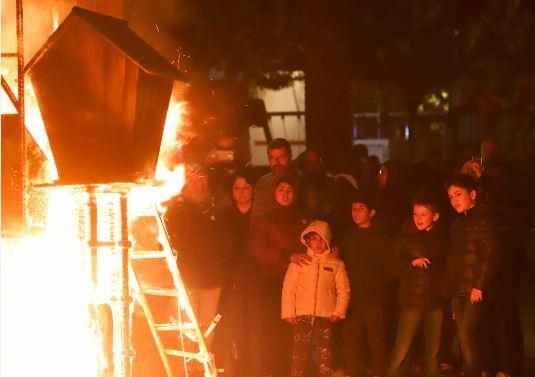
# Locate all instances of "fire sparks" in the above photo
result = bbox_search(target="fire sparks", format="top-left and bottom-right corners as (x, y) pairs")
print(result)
(157, 92), (188, 182)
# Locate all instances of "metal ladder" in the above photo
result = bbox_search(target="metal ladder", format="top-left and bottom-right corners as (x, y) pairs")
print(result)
(128, 208), (217, 377)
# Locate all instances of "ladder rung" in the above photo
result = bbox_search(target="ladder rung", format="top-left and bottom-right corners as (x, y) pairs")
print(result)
(143, 287), (179, 296)
(155, 322), (196, 331)
(155, 323), (179, 331)
(157, 324), (198, 342)
(130, 251), (168, 259)
(165, 349), (208, 361)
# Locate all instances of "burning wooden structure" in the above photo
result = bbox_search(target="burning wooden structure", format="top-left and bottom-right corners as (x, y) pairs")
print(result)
(2, 6), (216, 377)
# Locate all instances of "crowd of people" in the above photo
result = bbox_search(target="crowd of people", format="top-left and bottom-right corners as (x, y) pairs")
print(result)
(157, 136), (532, 377)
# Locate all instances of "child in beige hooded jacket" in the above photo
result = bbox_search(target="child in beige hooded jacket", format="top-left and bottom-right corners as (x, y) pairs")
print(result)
(282, 220), (350, 377)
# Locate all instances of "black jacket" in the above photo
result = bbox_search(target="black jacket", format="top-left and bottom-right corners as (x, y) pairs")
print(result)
(391, 224), (446, 308)
(341, 226), (390, 306)
(216, 204), (254, 288)
(165, 197), (224, 288)
(445, 204), (501, 297)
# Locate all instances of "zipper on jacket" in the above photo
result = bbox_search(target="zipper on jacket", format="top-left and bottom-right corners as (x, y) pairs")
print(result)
(313, 261), (320, 318)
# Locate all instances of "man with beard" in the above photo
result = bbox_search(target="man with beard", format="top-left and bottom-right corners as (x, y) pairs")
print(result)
(252, 138), (294, 220)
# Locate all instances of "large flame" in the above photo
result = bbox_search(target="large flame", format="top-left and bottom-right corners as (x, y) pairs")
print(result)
(155, 96), (188, 204)
(1, 94), (191, 374)
(25, 80), (59, 181)
(0, 69), (59, 182)
(1, 189), (101, 377)
(2, 4), (191, 376)
(129, 91), (188, 216)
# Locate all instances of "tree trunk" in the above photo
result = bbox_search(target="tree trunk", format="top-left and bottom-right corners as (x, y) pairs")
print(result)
(303, 0), (353, 167)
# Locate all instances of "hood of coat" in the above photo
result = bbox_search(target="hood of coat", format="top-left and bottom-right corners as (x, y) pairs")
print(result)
(301, 220), (332, 255)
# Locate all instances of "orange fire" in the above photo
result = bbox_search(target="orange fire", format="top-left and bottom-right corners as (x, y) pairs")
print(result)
(1, 82), (189, 376)
(25, 80), (59, 181)
(155, 87), (189, 203)
(0, 70), (59, 182)
(1, 189), (102, 377)
(130, 88), (188, 216)
(1, 66), (17, 114)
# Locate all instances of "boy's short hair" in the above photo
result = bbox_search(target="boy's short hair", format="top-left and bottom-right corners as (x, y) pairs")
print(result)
(275, 173), (297, 190)
(412, 191), (441, 214)
(445, 173), (478, 192)
(303, 231), (319, 242)
(351, 190), (377, 210)
(267, 138), (291, 154)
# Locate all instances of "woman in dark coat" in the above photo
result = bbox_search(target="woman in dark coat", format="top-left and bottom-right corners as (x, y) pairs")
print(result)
(216, 169), (260, 376)
(251, 173), (308, 377)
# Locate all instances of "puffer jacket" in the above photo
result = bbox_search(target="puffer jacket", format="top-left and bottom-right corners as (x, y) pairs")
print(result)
(445, 203), (501, 297)
(281, 221), (350, 319)
(391, 223), (446, 307)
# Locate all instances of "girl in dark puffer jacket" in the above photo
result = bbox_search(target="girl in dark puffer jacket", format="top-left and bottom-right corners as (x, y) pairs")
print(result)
(445, 174), (501, 377)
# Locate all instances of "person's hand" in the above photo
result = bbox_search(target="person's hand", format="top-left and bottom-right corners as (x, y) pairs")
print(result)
(330, 315), (342, 323)
(471, 161), (483, 178)
(470, 288), (483, 304)
(290, 253), (313, 267)
(284, 317), (297, 325)
(411, 258), (431, 269)
(330, 246), (340, 258)
(461, 160), (482, 179)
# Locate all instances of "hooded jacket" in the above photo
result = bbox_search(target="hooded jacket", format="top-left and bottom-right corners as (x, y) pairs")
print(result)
(281, 221), (350, 319)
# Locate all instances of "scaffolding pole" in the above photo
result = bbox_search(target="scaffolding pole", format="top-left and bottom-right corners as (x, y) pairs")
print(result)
(16, 0), (26, 232)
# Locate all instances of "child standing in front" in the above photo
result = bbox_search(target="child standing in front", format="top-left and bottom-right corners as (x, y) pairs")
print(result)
(341, 192), (389, 377)
(281, 220), (350, 377)
(386, 192), (446, 377)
